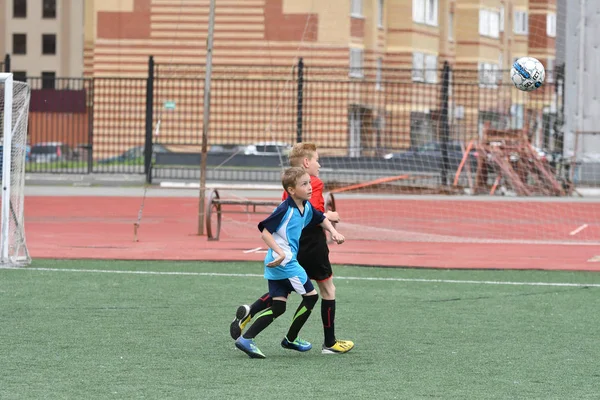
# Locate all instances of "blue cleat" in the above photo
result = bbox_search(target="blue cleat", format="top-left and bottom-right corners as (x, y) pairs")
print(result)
(235, 336), (266, 359)
(281, 337), (312, 352)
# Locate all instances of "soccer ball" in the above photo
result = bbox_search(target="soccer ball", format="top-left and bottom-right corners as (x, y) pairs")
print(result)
(511, 57), (545, 91)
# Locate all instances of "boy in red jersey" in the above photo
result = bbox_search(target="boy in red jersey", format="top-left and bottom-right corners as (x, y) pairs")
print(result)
(230, 143), (354, 354)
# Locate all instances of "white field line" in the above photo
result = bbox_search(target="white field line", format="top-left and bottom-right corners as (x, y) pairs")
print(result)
(1, 267), (600, 288)
(570, 224), (589, 236)
(242, 247), (263, 253)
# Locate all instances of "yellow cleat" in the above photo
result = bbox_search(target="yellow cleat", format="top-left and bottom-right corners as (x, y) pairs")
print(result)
(321, 339), (354, 354)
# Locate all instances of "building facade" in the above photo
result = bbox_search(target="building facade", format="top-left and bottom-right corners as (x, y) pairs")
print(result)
(0, 0), (84, 83)
(25, 0), (559, 158)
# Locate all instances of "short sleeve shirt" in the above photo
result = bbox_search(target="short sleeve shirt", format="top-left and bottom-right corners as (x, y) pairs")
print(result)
(258, 196), (325, 280)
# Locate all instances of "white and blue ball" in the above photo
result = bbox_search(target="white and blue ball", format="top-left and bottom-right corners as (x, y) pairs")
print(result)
(510, 57), (545, 91)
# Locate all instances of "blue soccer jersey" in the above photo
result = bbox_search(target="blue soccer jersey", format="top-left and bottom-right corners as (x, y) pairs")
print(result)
(257, 196), (325, 281)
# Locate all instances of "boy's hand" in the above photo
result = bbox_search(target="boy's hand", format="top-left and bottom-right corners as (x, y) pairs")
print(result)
(325, 211), (340, 223)
(330, 232), (345, 245)
(267, 252), (285, 267)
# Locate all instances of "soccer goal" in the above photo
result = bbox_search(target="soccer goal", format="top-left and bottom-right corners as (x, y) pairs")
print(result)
(0, 73), (31, 267)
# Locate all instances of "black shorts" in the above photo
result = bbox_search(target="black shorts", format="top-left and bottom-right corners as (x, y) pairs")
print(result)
(297, 225), (332, 282)
(268, 277), (315, 298)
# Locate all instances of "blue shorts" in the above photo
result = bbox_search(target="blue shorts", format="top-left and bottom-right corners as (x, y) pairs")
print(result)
(268, 276), (315, 298)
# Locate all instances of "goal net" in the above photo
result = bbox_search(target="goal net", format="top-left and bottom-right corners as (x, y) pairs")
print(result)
(0, 74), (31, 267)
(155, 1), (597, 261)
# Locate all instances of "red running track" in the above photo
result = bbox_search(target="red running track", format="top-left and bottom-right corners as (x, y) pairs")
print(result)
(24, 196), (600, 271)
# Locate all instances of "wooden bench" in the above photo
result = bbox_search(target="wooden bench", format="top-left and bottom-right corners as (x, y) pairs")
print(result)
(206, 188), (337, 241)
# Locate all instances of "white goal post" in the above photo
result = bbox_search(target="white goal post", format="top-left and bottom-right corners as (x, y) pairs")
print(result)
(0, 73), (31, 266)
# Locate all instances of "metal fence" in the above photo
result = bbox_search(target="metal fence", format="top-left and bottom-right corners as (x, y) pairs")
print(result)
(17, 56), (565, 186)
(1, 54), (9, 73)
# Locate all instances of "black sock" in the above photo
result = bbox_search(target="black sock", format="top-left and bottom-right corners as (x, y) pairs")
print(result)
(321, 299), (337, 347)
(243, 300), (285, 339)
(249, 293), (272, 318)
(286, 294), (318, 342)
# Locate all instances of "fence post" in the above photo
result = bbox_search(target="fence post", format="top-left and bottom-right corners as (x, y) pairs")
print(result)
(4, 54), (10, 72)
(296, 57), (304, 143)
(439, 61), (451, 186)
(440, 61), (450, 186)
(554, 63), (565, 163)
(144, 55), (154, 184)
(87, 78), (94, 174)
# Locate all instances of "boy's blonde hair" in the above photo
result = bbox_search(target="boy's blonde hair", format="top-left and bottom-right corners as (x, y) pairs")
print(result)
(281, 167), (308, 192)
(288, 143), (317, 167)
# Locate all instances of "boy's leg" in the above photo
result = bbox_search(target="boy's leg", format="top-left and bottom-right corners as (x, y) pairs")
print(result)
(235, 299), (286, 359)
(230, 292), (273, 340)
(283, 290), (319, 343)
(298, 228), (354, 354)
(318, 278), (353, 354)
(280, 276), (318, 352)
(298, 228), (338, 346)
(317, 278), (337, 347)
(243, 299), (286, 339)
(235, 280), (288, 359)
(250, 293), (273, 317)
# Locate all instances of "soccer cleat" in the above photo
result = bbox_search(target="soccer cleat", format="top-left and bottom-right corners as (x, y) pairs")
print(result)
(321, 339), (355, 354)
(235, 336), (266, 359)
(281, 337), (312, 352)
(229, 304), (251, 340)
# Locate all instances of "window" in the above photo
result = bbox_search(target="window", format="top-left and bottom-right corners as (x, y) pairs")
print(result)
(510, 104), (524, 129)
(448, 12), (454, 41)
(413, 0), (438, 26)
(410, 112), (434, 146)
(478, 62), (500, 87)
(427, 0), (438, 25)
(13, 0), (26, 18)
(351, 0), (362, 17)
(42, 34), (56, 55)
(376, 57), (383, 90)
(514, 11), (528, 35)
(424, 54), (438, 83)
(547, 13), (556, 37)
(479, 9), (500, 38)
(41, 71), (55, 89)
(377, 0), (384, 28)
(349, 48), (364, 78)
(412, 52), (424, 81)
(43, 0), (56, 19)
(12, 34), (27, 55)
(500, 6), (504, 32)
(413, 52), (437, 83)
(546, 58), (555, 83)
(413, 0), (424, 23)
(348, 108), (362, 158)
(12, 71), (27, 82)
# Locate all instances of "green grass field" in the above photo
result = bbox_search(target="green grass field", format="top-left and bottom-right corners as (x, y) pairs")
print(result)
(2, 260), (599, 399)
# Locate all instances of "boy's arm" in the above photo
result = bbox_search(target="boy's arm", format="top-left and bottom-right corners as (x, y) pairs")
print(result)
(324, 210), (340, 223)
(257, 202), (288, 267)
(261, 230), (286, 267)
(319, 217), (345, 244)
(305, 203), (344, 243)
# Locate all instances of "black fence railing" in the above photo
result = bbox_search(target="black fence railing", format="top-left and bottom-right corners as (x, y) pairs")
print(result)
(1, 54), (10, 72)
(17, 56), (565, 186)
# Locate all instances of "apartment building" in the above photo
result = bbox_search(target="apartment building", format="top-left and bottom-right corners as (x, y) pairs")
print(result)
(81, 0), (559, 156)
(0, 0), (84, 85)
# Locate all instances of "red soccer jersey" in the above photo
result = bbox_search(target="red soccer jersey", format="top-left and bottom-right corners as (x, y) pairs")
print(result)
(282, 175), (325, 212)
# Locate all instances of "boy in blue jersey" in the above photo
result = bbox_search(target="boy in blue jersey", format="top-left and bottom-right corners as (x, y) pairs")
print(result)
(235, 167), (345, 359)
